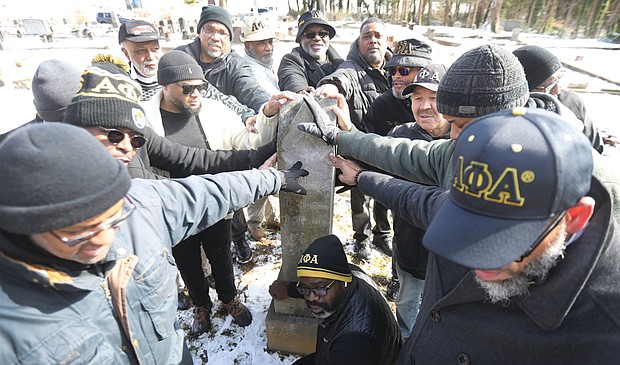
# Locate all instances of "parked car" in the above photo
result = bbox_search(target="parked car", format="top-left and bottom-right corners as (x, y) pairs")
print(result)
(96, 12), (130, 25)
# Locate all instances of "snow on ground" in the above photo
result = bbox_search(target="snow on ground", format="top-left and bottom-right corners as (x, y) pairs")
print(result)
(0, 20), (619, 364)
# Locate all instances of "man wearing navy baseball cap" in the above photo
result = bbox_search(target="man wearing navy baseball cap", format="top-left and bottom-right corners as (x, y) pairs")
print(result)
(330, 107), (620, 363)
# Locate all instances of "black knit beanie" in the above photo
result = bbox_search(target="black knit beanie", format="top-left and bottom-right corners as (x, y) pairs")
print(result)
(64, 59), (147, 135)
(436, 44), (529, 118)
(197, 5), (233, 40)
(0, 123), (131, 234)
(32, 59), (82, 122)
(297, 235), (352, 282)
(157, 50), (205, 85)
(513, 45), (562, 91)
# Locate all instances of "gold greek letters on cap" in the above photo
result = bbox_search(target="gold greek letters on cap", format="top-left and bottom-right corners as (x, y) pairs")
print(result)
(299, 254), (319, 265)
(453, 156), (527, 206)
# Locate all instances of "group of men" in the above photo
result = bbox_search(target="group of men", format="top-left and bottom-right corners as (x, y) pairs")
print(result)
(1, 4), (619, 365)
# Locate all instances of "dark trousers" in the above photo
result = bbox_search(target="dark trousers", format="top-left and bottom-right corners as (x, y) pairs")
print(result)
(231, 210), (248, 242)
(350, 187), (391, 242)
(173, 219), (237, 307)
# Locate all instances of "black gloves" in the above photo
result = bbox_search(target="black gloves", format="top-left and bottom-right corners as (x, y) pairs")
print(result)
(249, 139), (276, 168)
(297, 94), (339, 145)
(278, 161), (309, 195)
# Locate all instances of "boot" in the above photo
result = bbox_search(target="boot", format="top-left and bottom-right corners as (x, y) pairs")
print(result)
(372, 237), (393, 257)
(221, 296), (252, 327)
(249, 226), (266, 240)
(191, 305), (212, 336)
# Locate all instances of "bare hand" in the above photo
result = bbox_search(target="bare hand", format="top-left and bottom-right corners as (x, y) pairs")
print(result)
(258, 152), (277, 170)
(245, 115), (258, 134)
(329, 153), (362, 186)
(262, 91), (297, 117)
(268, 280), (290, 300)
(328, 93), (353, 132)
(314, 84), (340, 99)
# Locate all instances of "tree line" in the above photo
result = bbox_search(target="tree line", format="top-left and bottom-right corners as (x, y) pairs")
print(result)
(288, 0), (620, 38)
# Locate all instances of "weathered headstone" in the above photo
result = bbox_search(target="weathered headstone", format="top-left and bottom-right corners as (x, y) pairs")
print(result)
(265, 95), (336, 355)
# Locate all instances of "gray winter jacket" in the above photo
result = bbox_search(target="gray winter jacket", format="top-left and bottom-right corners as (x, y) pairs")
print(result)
(0, 169), (281, 365)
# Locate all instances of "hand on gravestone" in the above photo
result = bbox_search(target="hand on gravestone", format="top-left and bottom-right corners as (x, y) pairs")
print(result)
(278, 161), (309, 195)
(297, 94), (339, 145)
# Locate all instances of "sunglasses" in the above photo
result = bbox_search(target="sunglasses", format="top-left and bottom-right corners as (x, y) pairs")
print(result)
(296, 279), (336, 297)
(532, 69), (565, 94)
(388, 67), (412, 76)
(99, 127), (147, 149)
(176, 82), (207, 96)
(515, 211), (567, 262)
(304, 31), (330, 39)
(50, 197), (136, 247)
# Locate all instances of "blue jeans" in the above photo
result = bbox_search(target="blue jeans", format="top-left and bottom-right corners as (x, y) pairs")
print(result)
(395, 263), (425, 338)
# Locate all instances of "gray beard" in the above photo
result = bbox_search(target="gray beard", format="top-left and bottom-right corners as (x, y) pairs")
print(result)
(474, 224), (568, 304)
(391, 87), (406, 100)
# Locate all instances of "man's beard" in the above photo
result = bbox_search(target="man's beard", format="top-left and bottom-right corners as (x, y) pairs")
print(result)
(474, 223), (568, 304)
(172, 98), (201, 116)
(247, 47), (273, 66)
(134, 62), (158, 78)
(301, 42), (327, 61)
(391, 87), (406, 100)
(305, 291), (345, 319)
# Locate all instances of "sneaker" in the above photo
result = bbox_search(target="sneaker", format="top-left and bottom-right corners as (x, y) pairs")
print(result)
(233, 238), (253, 264)
(222, 296), (252, 326)
(250, 227), (266, 240)
(178, 291), (192, 310)
(354, 239), (372, 261)
(191, 306), (212, 335)
(385, 277), (400, 302)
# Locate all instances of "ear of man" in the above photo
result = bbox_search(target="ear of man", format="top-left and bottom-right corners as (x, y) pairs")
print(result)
(565, 197), (595, 234)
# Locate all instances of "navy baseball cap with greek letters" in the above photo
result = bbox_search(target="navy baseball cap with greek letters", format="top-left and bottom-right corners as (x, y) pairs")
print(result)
(423, 107), (593, 269)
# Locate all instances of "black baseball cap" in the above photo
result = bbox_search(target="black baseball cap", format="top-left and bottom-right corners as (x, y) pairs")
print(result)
(403, 64), (447, 97)
(423, 107), (593, 270)
(118, 20), (164, 44)
(385, 38), (432, 68)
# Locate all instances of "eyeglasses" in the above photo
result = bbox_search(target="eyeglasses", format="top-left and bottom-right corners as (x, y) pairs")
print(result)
(201, 26), (229, 39)
(388, 67), (412, 77)
(176, 82), (207, 96)
(304, 31), (330, 39)
(50, 197), (136, 247)
(296, 279), (336, 297)
(515, 211), (567, 262)
(532, 69), (565, 94)
(99, 127), (147, 149)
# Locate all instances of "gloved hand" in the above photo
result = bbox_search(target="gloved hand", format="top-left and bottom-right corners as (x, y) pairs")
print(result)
(249, 139), (276, 168)
(297, 94), (339, 145)
(278, 161), (309, 195)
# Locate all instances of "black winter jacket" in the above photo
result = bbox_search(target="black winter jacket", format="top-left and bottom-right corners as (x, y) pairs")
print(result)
(291, 266), (402, 364)
(177, 38), (270, 113)
(319, 40), (391, 130)
(558, 89), (604, 153)
(277, 45), (343, 92)
(362, 90), (412, 135)
(128, 126), (265, 179)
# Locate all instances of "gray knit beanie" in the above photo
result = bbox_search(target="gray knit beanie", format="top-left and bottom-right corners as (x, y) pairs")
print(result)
(0, 123), (131, 234)
(197, 5), (233, 40)
(436, 44), (529, 118)
(32, 59), (82, 122)
(64, 59), (147, 135)
(157, 50), (205, 85)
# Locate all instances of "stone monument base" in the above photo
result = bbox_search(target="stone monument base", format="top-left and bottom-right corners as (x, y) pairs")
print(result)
(265, 301), (322, 356)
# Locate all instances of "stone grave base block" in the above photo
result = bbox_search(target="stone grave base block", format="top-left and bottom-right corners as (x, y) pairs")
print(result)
(266, 301), (322, 356)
